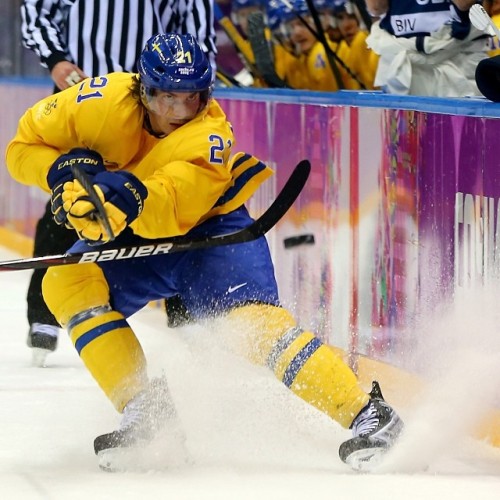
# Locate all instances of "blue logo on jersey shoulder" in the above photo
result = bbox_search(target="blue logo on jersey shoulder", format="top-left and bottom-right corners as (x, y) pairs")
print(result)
(315, 54), (326, 69)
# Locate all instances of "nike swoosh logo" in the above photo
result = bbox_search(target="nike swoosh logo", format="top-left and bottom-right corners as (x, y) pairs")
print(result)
(227, 283), (248, 293)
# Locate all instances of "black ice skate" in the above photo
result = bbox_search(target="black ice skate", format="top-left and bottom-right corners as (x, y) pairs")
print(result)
(94, 377), (186, 472)
(339, 381), (404, 471)
(27, 323), (59, 367)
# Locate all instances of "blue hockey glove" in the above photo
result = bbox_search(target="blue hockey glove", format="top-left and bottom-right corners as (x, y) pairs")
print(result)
(64, 170), (148, 244)
(47, 148), (106, 225)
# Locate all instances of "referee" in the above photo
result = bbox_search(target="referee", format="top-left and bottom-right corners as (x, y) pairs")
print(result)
(20, 0), (217, 366)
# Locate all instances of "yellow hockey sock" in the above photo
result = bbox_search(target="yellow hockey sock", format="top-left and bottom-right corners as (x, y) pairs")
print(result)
(269, 328), (369, 427)
(68, 308), (148, 411)
(225, 304), (369, 427)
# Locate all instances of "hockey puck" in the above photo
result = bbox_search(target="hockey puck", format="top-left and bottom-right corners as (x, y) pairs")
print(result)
(283, 234), (315, 248)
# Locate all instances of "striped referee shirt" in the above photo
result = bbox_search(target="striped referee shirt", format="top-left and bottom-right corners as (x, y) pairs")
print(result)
(20, 0), (217, 76)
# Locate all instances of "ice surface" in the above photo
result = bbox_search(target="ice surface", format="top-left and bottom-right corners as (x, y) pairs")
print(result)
(0, 247), (498, 499)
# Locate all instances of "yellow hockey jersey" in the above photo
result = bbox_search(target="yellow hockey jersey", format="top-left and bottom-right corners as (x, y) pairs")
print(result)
(301, 40), (342, 92)
(275, 39), (346, 92)
(6, 72), (273, 239)
(336, 31), (379, 91)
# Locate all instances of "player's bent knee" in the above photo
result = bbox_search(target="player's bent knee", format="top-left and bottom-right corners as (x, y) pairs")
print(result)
(42, 262), (111, 326)
(223, 303), (297, 365)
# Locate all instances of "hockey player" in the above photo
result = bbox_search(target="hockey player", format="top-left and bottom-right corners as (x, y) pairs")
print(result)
(5, 33), (403, 472)
(270, 0), (367, 91)
(20, 0), (217, 366)
(232, 0), (265, 37)
(365, 0), (488, 96)
(333, 1), (379, 90)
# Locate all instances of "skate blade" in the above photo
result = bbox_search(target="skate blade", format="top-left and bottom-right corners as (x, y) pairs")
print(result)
(31, 348), (51, 367)
(345, 446), (387, 472)
(97, 446), (147, 473)
(97, 429), (191, 473)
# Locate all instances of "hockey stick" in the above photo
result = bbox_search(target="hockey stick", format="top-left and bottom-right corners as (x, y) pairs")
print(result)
(351, 0), (372, 31)
(214, 3), (257, 71)
(303, 0), (345, 89)
(70, 164), (115, 243)
(0, 160), (311, 271)
(216, 68), (244, 88)
(469, 3), (500, 38)
(247, 12), (290, 88)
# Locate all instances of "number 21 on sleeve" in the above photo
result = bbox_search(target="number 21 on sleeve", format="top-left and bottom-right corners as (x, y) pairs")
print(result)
(209, 134), (232, 164)
(76, 77), (108, 103)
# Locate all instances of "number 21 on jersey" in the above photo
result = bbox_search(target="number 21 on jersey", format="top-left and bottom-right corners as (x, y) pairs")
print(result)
(76, 77), (108, 103)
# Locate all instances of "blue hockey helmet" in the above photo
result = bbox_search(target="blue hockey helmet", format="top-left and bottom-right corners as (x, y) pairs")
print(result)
(137, 33), (212, 94)
(280, 0), (311, 24)
(267, 0), (291, 31)
(232, 0), (263, 11)
(314, 0), (335, 10)
(331, 0), (365, 28)
(332, 0), (359, 16)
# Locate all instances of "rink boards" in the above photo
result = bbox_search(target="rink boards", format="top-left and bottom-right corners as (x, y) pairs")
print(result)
(0, 80), (498, 446)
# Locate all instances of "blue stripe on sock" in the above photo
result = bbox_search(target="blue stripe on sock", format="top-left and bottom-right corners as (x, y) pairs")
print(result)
(74, 319), (129, 355)
(282, 337), (322, 388)
(67, 305), (111, 331)
(266, 326), (303, 371)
